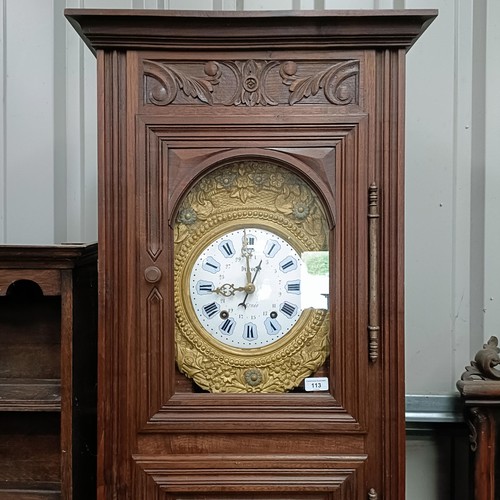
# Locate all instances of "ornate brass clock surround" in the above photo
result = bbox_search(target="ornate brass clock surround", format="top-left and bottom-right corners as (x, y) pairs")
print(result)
(174, 159), (331, 393)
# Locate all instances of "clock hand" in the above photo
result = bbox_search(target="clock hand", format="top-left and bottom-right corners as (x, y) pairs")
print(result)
(244, 254), (252, 285)
(213, 283), (248, 297)
(238, 259), (262, 309)
(241, 230), (253, 284)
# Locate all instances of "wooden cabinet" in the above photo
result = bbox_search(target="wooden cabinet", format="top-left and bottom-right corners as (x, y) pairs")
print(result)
(66, 10), (436, 499)
(0, 245), (97, 499)
(457, 336), (500, 500)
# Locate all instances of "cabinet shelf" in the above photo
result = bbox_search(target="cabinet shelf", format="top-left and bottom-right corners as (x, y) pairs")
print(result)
(0, 481), (60, 499)
(0, 378), (61, 411)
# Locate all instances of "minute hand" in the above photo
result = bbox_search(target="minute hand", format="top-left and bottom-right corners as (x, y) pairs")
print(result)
(241, 230), (253, 284)
(238, 259), (262, 309)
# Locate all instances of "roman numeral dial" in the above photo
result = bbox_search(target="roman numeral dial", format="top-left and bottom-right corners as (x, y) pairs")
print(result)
(189, 227), (304, 349)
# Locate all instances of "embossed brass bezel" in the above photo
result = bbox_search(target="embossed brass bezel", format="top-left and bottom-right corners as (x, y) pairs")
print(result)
(174, 161), (330, 393)
(180, 216), (318, 358)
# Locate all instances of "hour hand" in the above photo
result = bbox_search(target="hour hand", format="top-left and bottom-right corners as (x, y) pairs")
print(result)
(213, 283), (247, 297)
(238, 260), (262, 308)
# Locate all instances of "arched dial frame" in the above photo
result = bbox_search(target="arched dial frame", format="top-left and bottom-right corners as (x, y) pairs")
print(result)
(174, 160), (331, 393)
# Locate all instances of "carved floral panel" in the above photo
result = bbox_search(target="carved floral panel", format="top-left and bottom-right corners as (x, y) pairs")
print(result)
(143, 59), (359, 107)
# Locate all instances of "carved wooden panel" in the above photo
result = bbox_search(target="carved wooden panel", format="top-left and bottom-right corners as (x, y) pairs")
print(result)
(146, 126), (164, 261)
(144, 59), (360, 107)
(137, 120), (365, 433)
(133, 455), (364, 500)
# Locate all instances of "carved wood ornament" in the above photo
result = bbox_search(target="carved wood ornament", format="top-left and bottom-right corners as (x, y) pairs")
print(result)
(144, 59), (359, 107)
(460, 336), (500, 381)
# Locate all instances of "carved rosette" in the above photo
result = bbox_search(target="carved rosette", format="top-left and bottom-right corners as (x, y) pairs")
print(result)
(174, 161), (331, 393)
(144, 59), (359, 107)
(222, 60), (280, 106)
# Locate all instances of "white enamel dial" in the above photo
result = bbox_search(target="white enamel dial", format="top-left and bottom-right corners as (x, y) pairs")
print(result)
(189, 227), (303, 349)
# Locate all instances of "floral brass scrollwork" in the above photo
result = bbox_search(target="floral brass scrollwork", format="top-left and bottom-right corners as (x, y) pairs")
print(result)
(174, 160), (331, 393)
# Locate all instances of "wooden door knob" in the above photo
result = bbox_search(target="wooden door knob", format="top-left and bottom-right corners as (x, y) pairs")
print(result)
(144, 266), (162, 283)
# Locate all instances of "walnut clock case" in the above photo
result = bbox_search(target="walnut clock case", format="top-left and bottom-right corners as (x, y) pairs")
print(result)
(66, 10), (436, 500)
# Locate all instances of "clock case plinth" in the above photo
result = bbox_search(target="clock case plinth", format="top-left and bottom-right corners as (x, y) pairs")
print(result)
(65, 9), (436, 500)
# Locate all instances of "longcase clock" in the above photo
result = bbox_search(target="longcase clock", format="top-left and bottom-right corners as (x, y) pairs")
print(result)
(66, 9), (436, 499)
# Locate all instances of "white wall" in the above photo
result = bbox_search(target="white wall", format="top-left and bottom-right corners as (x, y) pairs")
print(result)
(405, 0), (473, 395)
(0, 0), (98, 243)
(1, 1), (499, 497)
(1, 2), (56, 243)
(405, 0), (500, 395)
